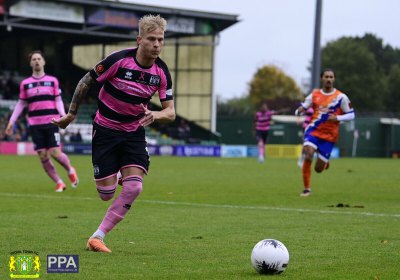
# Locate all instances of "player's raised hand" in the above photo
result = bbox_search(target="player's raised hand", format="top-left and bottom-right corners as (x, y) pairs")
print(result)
(139, 103), (157, 127)
(52, 113), (76, 129)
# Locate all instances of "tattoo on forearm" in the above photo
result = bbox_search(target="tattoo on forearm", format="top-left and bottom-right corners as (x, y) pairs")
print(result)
(69, 73), (95, 115)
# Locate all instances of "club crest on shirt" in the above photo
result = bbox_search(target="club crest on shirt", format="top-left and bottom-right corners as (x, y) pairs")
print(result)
(149, 75), (160, 86)
(96, 64), (105, 74)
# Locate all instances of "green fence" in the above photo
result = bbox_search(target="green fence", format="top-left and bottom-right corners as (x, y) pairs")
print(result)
(217, 115), (400, 158)
(216, 115), (304, 145)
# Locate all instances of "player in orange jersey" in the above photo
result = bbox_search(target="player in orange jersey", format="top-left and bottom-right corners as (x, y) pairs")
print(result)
(295, 69), (355, 196)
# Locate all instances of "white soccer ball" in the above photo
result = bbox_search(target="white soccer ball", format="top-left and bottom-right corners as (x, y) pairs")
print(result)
(251, 239), (289, 274)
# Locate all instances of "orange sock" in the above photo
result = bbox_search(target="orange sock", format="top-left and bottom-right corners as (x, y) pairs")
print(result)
(302, 160), (312, 189)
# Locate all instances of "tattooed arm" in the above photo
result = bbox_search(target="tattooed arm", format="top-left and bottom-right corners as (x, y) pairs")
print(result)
(68, 72), (96, 115)
(52, 73), (96, 129)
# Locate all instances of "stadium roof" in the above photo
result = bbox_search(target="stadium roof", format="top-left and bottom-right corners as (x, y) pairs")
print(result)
(0, 0), (239, 44)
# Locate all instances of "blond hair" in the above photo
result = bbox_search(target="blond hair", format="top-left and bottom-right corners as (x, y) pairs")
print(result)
(139, 14), (167, 36)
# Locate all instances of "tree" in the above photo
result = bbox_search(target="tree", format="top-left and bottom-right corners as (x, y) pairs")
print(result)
(217, 95), (252, 116)
(321, 36), (386, 112)
(386, 64), (400, 113)
(320, 33), (400, 113)
(356, 34), (400, 75)
(218, 65), (302, 116)
(248, 65), (303, 109)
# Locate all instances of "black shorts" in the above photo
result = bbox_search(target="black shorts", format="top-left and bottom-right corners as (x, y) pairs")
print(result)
(256, 130), (269, 143)
(92, 123), (150, 180)
(30, 124), (61, 150)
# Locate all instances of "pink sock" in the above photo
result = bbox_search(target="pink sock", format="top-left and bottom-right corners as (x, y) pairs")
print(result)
(99, 176), (143, 234)
(41, 159), (61, 183)
(258, 140), (265, 157)
(53, 152), (72, 172)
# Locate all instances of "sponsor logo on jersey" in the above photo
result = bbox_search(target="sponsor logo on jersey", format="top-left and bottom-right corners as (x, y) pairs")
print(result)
(125, 71), (133, 80)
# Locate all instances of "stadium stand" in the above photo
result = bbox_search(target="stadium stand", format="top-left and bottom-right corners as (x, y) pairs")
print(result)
(0, 98), (210, 145)
(1, 0), (238, 145)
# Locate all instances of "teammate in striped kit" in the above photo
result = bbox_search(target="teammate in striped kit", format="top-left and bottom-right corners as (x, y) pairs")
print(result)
(254, 103), (276, 163)
(295, 69), (355, 196)
(5, 50), (79, 192)
(52, 15), (176, 253)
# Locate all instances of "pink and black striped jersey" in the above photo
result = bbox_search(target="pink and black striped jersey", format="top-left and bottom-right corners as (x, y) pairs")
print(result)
(89, 48), (173, 132)
(19, 75), (61, 127)
(255, 110), (275, 131)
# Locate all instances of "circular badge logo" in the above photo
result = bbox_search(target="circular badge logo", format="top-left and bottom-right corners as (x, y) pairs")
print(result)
(96, 64), (105, 74)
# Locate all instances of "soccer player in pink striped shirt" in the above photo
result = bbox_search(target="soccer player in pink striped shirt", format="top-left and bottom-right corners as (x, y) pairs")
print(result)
(254, 103), (276, 163)
(52, 14), (176, 253)
(5, 50), (79, 192)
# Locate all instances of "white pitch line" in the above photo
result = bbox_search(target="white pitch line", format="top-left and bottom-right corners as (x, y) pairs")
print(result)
(0, 192), (96, 200)
(141, 200), (400, 218)
(1, 192), (399, 218)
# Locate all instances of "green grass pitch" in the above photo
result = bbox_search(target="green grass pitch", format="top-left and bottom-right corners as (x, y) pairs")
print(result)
(1, 155), (399, 279)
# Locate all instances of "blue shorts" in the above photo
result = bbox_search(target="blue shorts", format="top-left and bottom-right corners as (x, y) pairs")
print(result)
(303, 134), (334, 162)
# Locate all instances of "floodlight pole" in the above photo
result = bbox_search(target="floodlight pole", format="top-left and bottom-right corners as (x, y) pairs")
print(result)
(311, 0), (323, 91)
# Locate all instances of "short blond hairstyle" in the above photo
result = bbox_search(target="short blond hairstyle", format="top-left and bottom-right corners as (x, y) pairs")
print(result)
(139, 14), (167, 36)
